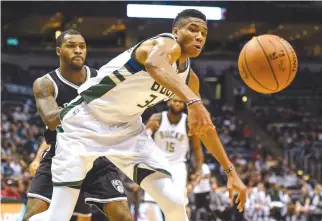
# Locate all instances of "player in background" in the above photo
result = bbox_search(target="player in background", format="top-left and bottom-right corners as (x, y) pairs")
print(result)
(23, 30), (132, 221)
(141, 96), (204, 221)
(30, 10), (247, 221)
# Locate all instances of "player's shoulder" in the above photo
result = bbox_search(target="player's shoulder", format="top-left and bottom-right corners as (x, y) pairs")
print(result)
(34, 74), (54, 87)
(141, 33), (179, 48)
(33, 75), (55, 96)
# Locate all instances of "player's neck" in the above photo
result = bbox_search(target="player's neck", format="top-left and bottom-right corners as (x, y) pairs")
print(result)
(60, 65), (87, 86)
(167, 111), (182, 124)
(178, 56), (189, 67)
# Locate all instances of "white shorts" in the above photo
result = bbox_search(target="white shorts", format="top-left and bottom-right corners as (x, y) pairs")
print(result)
(53, 99), (172, 186)
(144, 162), (188, 205)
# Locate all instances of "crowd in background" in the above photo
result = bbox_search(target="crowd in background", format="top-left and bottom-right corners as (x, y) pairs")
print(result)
(2, 63), (322, 221)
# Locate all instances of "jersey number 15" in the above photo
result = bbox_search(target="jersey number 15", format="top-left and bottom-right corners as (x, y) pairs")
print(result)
(166, 142), (175, 153)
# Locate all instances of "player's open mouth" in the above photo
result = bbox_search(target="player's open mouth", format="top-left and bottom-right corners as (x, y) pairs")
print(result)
(194, 45), (202, 50)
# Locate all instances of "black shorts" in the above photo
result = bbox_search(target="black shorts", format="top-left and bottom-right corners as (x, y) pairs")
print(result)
(28, 150), (127, 215)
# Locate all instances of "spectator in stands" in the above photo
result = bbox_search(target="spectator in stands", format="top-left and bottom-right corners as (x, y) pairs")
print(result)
(311, 184), (322, 212)
(209, 179), (233, 221)
(1, 178), (21, 200)
(192, 164), (212, 212)
(295, 186), (311, 220)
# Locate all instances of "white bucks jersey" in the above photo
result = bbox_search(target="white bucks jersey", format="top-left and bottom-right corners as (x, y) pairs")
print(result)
(77, 33), (191, 124)
(154, 111), (189, 164)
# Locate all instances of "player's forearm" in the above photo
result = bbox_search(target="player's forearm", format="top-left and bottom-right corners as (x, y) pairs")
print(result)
(198, 127), (233, 171)
(145, 47), (198, 103)
(35, 141), (50, 161)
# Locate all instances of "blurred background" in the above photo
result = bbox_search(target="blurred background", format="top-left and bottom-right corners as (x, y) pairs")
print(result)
(1, 1), (322, 221)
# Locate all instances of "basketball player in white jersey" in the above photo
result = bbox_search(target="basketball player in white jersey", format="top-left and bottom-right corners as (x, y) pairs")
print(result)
(141, 96), (204, 221)
(30, 9), (247, 221)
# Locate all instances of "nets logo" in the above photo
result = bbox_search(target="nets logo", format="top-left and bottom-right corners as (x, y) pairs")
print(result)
(111, 180), (125, 194)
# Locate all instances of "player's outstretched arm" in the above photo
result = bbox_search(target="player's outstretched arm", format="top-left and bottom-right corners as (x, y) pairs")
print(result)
(135, 37), (198, 103)
(188, 70), (247, 212)
(33, 76), (61, 130)
(145, 113), (161, 136)
(135, 37), (213, 135)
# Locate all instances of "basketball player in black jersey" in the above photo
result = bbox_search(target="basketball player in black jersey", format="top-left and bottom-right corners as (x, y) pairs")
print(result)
(23, 30), (132, 221)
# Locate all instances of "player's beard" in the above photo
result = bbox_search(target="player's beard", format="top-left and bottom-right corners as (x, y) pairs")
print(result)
(70, 63), (83, 71)
(69, 60), (83, 71)
(63, 55), (83, 71)
(169, 106), (183, 116)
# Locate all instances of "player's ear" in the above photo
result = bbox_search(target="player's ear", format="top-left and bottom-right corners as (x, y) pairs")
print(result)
(56, 47), (61, 57)
(172, 28), (178, 39)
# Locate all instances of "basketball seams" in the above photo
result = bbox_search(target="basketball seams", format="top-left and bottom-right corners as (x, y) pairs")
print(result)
(255, 37), (280, 90)
(274, 38), (292, 88)
(243, 41), (276, 92)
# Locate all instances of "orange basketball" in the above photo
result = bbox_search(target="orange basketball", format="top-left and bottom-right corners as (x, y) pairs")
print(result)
(238, 34), (298, 94)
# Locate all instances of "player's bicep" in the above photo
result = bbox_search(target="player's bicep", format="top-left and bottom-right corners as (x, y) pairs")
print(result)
(135, 37), (181, 66)
(33, 77), (60, 122)
(188, 70), (201, 97)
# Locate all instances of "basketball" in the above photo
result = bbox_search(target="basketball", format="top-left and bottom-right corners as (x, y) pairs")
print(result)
(238, 34), (298, 94)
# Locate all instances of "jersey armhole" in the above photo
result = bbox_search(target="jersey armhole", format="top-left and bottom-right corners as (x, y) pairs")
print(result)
(46, 74), (58, 99)
(88, 67), (98, 78)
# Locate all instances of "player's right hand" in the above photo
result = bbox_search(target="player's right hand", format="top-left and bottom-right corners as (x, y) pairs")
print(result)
(187, 101), (213, 136)
(29, 160), (40, 176)
(146, 118), (160, 132)
(227, 170), (247, 212)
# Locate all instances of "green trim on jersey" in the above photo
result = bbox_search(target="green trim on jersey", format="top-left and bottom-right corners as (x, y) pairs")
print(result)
(60, 97), (84, 121)
(79, 58), (143, 104)
(113, 70), (126, 82)
(56, 126), (64, 133)
(80, 75), (117, 103)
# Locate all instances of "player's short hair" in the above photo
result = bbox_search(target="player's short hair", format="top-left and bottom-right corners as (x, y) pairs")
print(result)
(56, 29), (83, 47)
(172, 9), (207, 28)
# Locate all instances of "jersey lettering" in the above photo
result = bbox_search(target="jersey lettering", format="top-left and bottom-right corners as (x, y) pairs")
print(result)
(166, 141), (175, 152)
(159, 130), (185, 142)
(150, 82), (175, 99)
(137, 94), (158, 108)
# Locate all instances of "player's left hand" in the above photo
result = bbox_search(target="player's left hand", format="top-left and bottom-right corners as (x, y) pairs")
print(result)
(191, 171), (202, 184)
(29, 160), (40, 176)
(227, 170), (247, 212)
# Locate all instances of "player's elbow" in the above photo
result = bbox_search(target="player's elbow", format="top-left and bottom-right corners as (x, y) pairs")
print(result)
(45, 119), (56, 131)
(46, 122), (57, 131)
(44, 113), (59, 131)
(145, 59), (161, 77)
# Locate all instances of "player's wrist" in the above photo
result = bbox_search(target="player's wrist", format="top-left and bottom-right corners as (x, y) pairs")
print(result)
(187, 98), (202, 107)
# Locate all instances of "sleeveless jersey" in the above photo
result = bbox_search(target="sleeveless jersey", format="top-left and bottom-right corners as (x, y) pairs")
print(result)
(43, 66), (97, 157)
(153, 111), (189, 164)
(76, 33), (191, 125)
